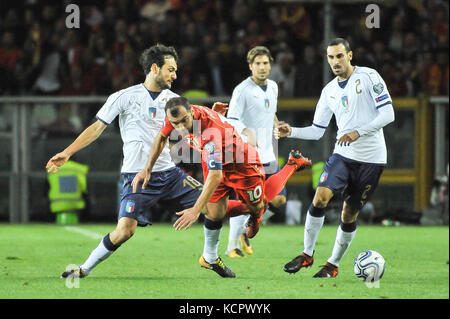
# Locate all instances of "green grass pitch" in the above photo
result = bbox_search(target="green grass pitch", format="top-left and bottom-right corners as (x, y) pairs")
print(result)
(0, 223), (448, 299)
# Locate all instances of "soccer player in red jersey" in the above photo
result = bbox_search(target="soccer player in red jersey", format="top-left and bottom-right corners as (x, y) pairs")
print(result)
(132, 96), (311, 277)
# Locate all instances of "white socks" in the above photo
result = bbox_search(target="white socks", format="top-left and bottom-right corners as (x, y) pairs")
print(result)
(203, 224), (222, 263)
(303, 212), (325, 257)
(328, 224), (356, 267)
(226, 215), (248, 253)
(80, 240), (114, 275)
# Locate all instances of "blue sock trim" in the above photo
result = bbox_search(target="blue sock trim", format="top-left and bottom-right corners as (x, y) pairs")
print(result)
(102, 233), (121, 251)
(308, 203), (325, 218)
(204, 218), (223, 230)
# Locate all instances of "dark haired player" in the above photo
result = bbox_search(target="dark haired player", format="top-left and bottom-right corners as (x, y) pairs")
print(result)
(277, 38), (395, 278)
(47, 44), (208, 279)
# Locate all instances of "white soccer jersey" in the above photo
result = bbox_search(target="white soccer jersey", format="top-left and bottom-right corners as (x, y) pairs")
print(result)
(305, 66), (393, 164)
(96, 84), (178, 173)
(227, 77), (278, 164)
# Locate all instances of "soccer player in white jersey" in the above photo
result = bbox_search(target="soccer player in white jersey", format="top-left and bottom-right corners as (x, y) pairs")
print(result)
(223, 46), (287, 258)
(276, 38), (395, 277)
(46, 44), (211, 278)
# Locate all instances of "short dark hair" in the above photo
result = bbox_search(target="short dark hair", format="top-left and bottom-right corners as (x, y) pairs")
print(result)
(247, 46), (274, 64)
(165, 96), (191, 117)
(139, 44), (179, 75)
(328, 38), (352, 52)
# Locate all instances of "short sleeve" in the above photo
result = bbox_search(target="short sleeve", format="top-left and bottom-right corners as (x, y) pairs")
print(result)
(312, 89), (333, 129)
(227, 87), (246, 121)
(96, 91), (124, 125)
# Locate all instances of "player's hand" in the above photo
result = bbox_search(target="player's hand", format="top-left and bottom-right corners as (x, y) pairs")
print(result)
(46, 151), (71, 173)
(212, 102), (228, 116)
(275, 121), (291, 139)
(337, 130), (360, 146)
(131, 169), (151, 193)
(173, 208), (201, 230)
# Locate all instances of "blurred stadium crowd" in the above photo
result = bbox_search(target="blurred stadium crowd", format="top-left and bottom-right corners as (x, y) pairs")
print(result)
(0, 0), (448, 98)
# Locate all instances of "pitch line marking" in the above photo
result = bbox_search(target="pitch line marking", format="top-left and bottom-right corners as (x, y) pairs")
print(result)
(64, 226), (103, 240)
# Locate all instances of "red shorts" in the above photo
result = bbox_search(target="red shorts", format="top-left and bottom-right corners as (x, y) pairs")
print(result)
(202, 162), (266, 206)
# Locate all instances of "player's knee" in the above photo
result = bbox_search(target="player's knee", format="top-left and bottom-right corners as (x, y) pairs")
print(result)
(313, 189), (333, 208)
(115, 226), (135, 243)
(271, 195), (286, 208)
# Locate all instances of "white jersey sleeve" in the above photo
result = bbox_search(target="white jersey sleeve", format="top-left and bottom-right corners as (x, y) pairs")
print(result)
(227, 86), (245, 121)
(96, 90), (126, 124)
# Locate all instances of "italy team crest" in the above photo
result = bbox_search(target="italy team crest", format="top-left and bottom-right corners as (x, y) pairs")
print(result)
(319, 171), (328, 183)
(125, 200), (135, 213)
(341, 96), (349, 108)
(264, 98), (270, 108)
(149, 107), (157, 118)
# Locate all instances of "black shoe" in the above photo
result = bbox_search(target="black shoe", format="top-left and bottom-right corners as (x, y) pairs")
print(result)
(199, 256), (236, 278)
(313, 262), (338, 278)
(287, 150), (312, 171)
(283, 252), (314, 273)
(61, 267), (87, 278)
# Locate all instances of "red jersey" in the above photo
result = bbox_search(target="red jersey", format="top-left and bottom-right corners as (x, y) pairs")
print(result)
(161, 104), (261, 169)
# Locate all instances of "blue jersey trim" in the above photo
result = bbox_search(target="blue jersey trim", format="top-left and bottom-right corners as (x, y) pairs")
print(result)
(338, 78), (350, 89)
(96, 115), (109, 125)
(376, 101), (392, 109)
(313, 123), (327, 129)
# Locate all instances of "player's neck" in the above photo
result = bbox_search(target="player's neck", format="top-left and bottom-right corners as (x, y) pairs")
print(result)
(143, 76), (162, 92)
(337, 65), (355, 81)
(251, 76), (267, 86)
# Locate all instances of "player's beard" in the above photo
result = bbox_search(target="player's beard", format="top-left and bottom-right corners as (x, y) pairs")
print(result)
(155, 72), (170, 90)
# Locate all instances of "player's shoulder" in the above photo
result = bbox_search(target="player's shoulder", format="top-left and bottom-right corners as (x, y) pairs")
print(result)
(353, 66), (383, 83)
(105, 84), (144, 105)
(160, 89), (179, 99)
(233, 77), (254, 94)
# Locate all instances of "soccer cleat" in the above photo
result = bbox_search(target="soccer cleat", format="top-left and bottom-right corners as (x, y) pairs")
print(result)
(61, 267), (87, 279)
(199, 256), (236, 278)
(226, 248), (245, 258)
(287, 150), (312, 171)
(283, 252), (314, 274)
(240, 233), (254, 255)
(313, 262), (339, 278)
(246, 207), (265, 239)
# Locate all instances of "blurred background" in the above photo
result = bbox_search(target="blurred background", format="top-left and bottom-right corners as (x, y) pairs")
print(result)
(0, 0), (448, 226)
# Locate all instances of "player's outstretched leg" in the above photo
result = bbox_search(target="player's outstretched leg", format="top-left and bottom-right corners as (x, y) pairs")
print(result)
(61, 217), (136, 278)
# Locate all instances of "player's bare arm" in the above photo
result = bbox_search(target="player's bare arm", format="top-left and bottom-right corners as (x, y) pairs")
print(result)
(131, 132), (168, 192)
(173, 169), (223, 231)
(46, 120), (107, 173)
(337, 130), (360, 146)
(241, 128), (258, 147)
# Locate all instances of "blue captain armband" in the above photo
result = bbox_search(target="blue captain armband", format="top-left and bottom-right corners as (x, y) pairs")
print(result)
(207, 152), (223, 170)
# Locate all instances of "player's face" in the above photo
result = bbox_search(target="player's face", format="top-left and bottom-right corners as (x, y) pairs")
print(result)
(326, 44), (353, 79)
(155, 57), (177, 90)
(249, 55), (271, 85)
(167, 106), (194, 133)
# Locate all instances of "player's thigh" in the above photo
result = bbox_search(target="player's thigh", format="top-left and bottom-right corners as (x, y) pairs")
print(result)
(233, 176), (265, 210)
(344, 164), (384, 211)
(316, 154), (350, 198)
(162, 167), (204, 212)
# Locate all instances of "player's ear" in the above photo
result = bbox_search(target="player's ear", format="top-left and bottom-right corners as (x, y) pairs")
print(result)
(348, 50), (353, 61)
(151, 63), (159, 74)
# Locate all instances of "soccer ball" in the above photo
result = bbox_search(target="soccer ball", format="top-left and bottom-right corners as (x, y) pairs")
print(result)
(353, 250), (386, 282)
